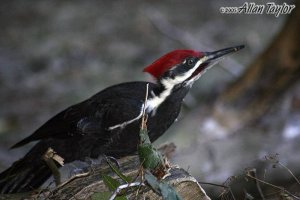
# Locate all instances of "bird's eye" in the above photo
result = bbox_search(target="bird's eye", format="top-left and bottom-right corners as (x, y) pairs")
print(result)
(186, 58), (195, 66)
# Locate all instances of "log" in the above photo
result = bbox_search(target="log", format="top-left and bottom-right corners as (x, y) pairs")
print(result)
(0, 156), (211, 200)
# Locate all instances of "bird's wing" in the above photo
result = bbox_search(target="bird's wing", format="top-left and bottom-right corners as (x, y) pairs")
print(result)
(11, 82), (152, 149)
(11, 96), (145, 149)
(10, 99), (102, 148)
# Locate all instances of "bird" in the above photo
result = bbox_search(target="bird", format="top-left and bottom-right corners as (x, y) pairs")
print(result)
(0, 45), (244, 194)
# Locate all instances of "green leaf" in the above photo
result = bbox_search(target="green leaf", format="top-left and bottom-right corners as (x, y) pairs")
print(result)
(91, 191), (111, 200)
(138, 124), (164, 170)
(160, 182), (182, 200)
(139, 127), (151, 144)
(115, 196), (127, 200)
(145, 172), (160, 193)
(106, 158), (132, 183)
(102, 174), (120, 191)
(138, 143), (163, 170)
(145, 171), (182, 200)
(90, 192), (127, 200)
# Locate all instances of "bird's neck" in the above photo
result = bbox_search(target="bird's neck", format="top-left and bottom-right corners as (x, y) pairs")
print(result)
(146, 79), (189, 113)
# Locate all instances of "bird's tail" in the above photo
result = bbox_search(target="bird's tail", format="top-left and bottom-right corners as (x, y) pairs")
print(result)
(0, 157), (52, 194)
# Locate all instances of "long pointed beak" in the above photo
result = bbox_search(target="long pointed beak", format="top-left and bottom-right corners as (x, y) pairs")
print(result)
(203, 45), (245, 63)
(185, 45), (245, 83)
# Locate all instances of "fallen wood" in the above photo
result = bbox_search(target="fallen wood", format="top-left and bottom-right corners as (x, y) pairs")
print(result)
(0, 155), (210, 200)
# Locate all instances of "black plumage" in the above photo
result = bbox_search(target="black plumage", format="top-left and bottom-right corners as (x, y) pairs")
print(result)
(0, 81), (189, 194)
(0, 45), (244, 193)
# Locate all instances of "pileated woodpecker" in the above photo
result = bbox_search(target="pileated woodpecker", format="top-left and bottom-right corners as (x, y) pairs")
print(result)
(0, 45), (244, 193)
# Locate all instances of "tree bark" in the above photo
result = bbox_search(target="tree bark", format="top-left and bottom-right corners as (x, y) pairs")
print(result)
(0, 155), (211, 200)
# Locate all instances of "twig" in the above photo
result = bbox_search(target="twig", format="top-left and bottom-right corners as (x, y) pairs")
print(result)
(228, 187), (236, 200)
(201, 179), (236, 200)
(248, 168), (265, 200)
(278, 162), (300, 185)
(108, 182), (145, 200)
(265, 154), (300, 185)
(243, 189), (254, 200)
(246, 173), (300, 199)
(197, 180), (236, 200)
(118, 84), (150, 199)
(42, 148), (64, 186)
(134, 175), (145, 200)
(197, 181), (227, 188)
(121, 160), (145, 197)
(55, 172), (91, 189)
(219, 187), (236, 200)
(141, 83), (149, 129)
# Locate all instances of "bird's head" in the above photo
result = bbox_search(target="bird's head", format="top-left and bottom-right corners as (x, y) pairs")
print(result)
(144, 45), (244, 87)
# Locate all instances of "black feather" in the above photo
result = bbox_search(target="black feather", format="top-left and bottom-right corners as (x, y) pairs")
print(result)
(1, 81), (189, 193)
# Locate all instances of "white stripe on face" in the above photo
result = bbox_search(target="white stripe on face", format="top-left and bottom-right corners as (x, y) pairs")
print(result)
(107, 56), (210, 130)
(146, 57), (207, 112)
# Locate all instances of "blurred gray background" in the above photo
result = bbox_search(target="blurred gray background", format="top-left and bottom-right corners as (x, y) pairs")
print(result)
(0, 0), (298, 198)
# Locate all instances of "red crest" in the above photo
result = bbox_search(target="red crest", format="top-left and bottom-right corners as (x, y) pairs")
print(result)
(143, 50), (203, 79)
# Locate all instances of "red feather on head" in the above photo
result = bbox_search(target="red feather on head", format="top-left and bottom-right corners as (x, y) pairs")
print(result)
(143, 50), (203, 79)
